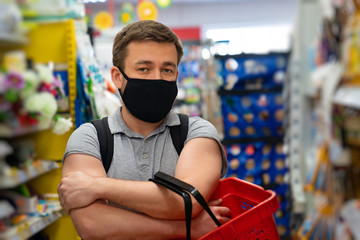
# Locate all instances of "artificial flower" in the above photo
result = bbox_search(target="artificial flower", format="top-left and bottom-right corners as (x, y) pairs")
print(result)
(52, 116), (73, 135)
(20, 70), (41, 100)
(53, 75), (65, 98)
(4, 89), (19, 103)
(35, 64), (54, 84)
(24, 92), (57, 129)
(38, 82), (57, 97)
(18, 113), (39, 127)
(4, 72), (25, 90)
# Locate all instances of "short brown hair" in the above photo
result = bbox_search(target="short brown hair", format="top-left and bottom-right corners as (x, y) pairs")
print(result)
(112, 20), (184, 70)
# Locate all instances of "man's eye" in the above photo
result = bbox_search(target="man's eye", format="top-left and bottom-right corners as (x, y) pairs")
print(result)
(163, 69), (173, 73)
(138, 68), (148, 72)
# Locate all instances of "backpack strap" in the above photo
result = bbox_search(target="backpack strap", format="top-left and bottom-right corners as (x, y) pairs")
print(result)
(91, 113), (188, 173)
(170, 113), (189, 156)
(91, 117), (114, 173)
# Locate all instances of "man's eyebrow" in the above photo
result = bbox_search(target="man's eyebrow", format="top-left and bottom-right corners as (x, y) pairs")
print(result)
(135, 60), (177, 68)
(162, 61), (177, 68)
(135, 60), (153, 65)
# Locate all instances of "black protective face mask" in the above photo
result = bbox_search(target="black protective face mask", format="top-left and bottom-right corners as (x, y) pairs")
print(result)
(118, 67), (178, 123)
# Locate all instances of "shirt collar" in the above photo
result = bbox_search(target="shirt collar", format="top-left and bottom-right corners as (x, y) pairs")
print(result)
(108, 107), (180, 138)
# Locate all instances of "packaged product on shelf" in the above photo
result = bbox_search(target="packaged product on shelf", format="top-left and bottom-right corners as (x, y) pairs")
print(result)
(175, 44), (204, 117)
(217, 53), (289, 91)
(76, 29), (120, 124)
(225, 142), (287, 186)
(221, 92), (284, 139)
(339, 199), (360, 239)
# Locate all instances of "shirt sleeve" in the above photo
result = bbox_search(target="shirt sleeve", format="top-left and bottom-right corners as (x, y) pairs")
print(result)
(63, 123), (101, 162)
(186, 117), (228, 178)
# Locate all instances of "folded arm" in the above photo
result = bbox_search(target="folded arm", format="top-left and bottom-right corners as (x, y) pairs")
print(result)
(59, 153), (230, 239)
(59, 137), (223, 219)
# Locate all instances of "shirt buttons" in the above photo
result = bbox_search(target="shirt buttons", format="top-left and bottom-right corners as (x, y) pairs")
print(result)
(143, 153), (148, 159)
(140, 164), (149, 171)
(145, 139), (149, 143)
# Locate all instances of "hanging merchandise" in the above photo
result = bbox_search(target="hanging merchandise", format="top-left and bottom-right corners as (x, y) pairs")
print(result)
(174, 44), (204, 117)
(297, 205), (336, 239)
(119, 3), (134, 25)
(75, 21), (121, 127)
(137, 0), (158, 21)
(304, 143), (333, 197)
(94, 11), (114, 30)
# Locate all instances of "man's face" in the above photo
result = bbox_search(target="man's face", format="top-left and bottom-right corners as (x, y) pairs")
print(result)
(123, 40), (179, 83)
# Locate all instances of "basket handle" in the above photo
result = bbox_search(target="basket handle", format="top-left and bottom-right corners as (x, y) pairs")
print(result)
(149, 176), (192, 240)
(153, 171), (222, 227)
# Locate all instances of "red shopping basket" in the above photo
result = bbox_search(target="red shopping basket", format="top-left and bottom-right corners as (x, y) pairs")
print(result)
(200, 177), (280, 240)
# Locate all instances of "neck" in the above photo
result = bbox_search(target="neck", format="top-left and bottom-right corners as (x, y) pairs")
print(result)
(120, 106), (163, 138)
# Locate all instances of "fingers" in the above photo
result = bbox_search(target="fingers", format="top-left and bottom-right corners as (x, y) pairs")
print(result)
(208, 198), (222, 206)
(217, 215), (232, 225)
(58, 181), (71, 214)
(219, 206), (232, 218)
(211, 206), (231, 218)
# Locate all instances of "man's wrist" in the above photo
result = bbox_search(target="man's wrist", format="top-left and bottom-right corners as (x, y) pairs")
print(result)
(94, 177), (107, 199)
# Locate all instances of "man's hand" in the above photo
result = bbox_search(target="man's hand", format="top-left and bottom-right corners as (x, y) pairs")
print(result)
(58, 171), (100, 213)
(191, 199), (232, 239)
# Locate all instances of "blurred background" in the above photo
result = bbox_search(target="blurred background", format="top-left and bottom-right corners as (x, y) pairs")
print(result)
(0, 0), (359, 239)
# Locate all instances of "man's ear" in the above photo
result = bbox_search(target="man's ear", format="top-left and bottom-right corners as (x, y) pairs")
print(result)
(111, 66), (123, 89)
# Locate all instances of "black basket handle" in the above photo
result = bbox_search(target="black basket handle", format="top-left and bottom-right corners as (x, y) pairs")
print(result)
(154, 171), (221, 227)
(149, 176), (192, 240)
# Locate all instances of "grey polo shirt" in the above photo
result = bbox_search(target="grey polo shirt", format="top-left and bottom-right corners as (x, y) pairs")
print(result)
(64, 108), (228, 180)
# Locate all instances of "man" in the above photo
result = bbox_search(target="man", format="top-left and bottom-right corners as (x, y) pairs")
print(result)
(58, 20), (231, 239)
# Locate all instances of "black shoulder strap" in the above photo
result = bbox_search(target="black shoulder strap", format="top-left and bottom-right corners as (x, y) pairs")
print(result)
(91, 113), (188, 173)
(170, 113), (189, 156)
(91, 117), (114, 173)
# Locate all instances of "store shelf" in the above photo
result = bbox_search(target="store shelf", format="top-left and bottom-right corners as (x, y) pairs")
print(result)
(0, 160), (60, 189)
(333, 86), (360, 109)
(0, 209), (62, 240)
(0, 32), (28, 47)
(0, 124), (50, 139)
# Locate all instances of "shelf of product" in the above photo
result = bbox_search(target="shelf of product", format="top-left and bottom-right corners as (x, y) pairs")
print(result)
(293, 0), (360, 238)
(0, 141), (63, 240)
(0, 204), (62, 240)
(0, 159), (60, 190)
(0, 2), (93, 239)
(0, 32), (27, 47)
(216, 52), (291, 237)
(0, 2), (27, 48)
(333, 86), (360, 109)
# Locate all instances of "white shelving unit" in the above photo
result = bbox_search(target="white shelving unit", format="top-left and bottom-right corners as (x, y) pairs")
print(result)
(0, 32), (27, 47)
(0, 209), (62, 240)
(0, 159), (62, 240)
(0, 160), (60, 189)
